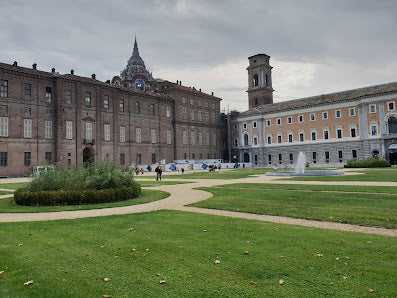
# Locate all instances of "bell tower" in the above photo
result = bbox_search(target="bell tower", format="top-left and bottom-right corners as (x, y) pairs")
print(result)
(247, 54), (274, 109)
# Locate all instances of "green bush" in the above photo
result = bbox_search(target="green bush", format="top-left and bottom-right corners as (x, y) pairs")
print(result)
(14, 185), (141, 206)
(345, 158), (391, 168)
(14, 161), (141, 206)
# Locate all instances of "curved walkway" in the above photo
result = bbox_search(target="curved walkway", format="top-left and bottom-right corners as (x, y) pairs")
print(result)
(0, 174), (396, 237)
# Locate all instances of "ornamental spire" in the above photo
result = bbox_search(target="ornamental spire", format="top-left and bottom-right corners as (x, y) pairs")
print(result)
(132, 35), (141, 59)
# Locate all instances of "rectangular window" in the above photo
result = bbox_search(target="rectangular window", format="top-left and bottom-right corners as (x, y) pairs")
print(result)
(243, 123), (247, 129)
(182, 108), (187, 120)
(152, 153), (156, 163)
(166, 106), (171, 117)
(45, 152), (52, 163)
(24, 119), (32, 138)
(338, 150), (343, 159)
(190, 109), (194, 121)
(24, 83), (31, 100)
(206, 133), (210, 145)
(288, 134), (293, 142)
(213, 133), (216, 146)
(136, 128), (141, 143)
(191, 131), (196, 145)
(212, 113), (216, 123)
(136, 153), (141, 164)
(66, 121), (73, 139)
(120, 127), (125, 142)
(349, 108), (355, 116)
(298, 115), (303, 122)
(151, 129), (156, 143)
(351, 128), (356, 138)
(198, 111), (202, 121)
(0, 152), (7, 166)
(335, 110), (341, 118)
(45, 87), (52, 103)
(119, 99), (124, 112)
(277, 135), (282, 143)
(310, 113), (315, 121)
(104, 95), (109, 109)
(167, 130), (172, 144)
(371, 125), (377, 135)
(253, 121), (257, 128)
(267, 136), (271, 144)
(369, 104), (376, 113)
(136, 101), (140, 114)
(325, 151), (330, 163)
(120, 153), (125, 165)
(66, 90), (72, 105)
(352, 149), (357, 158)
(199, 132), (203, 145)
(279, 153), (282, 162)
(45, 120), (52, 139)
(85, 92), (91, 107)
(150, 104), (155, 115)
(287, 117), (292, 124)
(289, 153), (293, 162)
(190, 99), (194, 105)
(86, 122), (93, 140)
(277, 118), (281, 125)
(104, 124), (110, 141)
(311, 131), (316, 141)
(205, 111), (209, 122)
(24, 152), (31, 166)
(181, 97), (186, 104)
(337, 129), (342, 139)
(24, 107), (31, 115)
(183, 130), (187, 144)
(0, 117), (8, 137)
(299, 133), (304, 142)
(0, 80), (8, 97)
(322, 112), (328, 119)
(388, 102), (395, 111)
(324, 130), (329, 140)
(268, 154), (272, 164)
(212, 103), (215, 109)
(266, 120), (271, 126)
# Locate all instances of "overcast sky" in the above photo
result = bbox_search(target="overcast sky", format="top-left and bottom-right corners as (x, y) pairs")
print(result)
(1, 0), (396, 111)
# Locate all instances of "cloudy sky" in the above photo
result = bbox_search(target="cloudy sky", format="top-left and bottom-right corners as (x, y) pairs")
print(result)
(1, 0), (396, 111)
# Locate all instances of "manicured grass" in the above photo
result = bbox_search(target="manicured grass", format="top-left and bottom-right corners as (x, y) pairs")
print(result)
(287, 168), (397, 182)
(216, 183), (397, 193)
(0, 189), (168, 213)
(0, 191), (12, 195)
(190, 187), (397, 228)
(0, 211), (395, 297)
(0, 183), (29, 190)
(136, 180), (192, 187)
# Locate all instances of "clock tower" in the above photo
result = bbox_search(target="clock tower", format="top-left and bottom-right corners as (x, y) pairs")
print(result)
(247, 54), (274, 109)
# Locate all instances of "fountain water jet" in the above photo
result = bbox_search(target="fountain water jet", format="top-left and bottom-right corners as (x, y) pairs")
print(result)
(295, 151), (306, 174)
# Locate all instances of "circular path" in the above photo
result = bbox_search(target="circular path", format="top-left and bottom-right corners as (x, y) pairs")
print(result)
(0, 174), (396, 237)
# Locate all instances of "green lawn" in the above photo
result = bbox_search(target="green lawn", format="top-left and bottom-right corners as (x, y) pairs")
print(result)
(216, 183), (397, 193)
(287, 168), (397, 182)
(190, 187), (397, 228)
(0, 191), (12, 195)
(0, 211), (395, 297)
(0, 183), (29, 190)
(0, 189), (169, 213)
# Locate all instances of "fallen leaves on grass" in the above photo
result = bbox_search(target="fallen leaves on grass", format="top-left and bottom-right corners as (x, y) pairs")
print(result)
(114, 256), (118, 259)
(316, 254), (323, 257)
(343, 276), (348, 280)
(127, 228), (134, 231)
(132, 248), (136, 252)
(336, 257), (340, 261)
(18, 243), (23, 247)
(279, 280), (284, 285)
(203, 230), (207, 232)
(24, 280), (34, 286)
(214, 260), (221, 264)
(103, 278), (110, 282)
(156, 273), (160, 276)
(369, 289), (374, 292)
(250, 281), (257, 285)
(244, 251), (249, 255)
(159, 280), (166, 284)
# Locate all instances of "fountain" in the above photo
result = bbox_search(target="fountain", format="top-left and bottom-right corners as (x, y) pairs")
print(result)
(266, 151), (344, 176)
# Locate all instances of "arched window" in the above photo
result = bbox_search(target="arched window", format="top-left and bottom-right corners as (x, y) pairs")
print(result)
(254, 98), (258, 105)
(388, 116), (397, 133)
(265, 74), (268, 86)
(243, 152), (250, 162)
(244, 134), (249, 146)
(253, 74), (259, 87)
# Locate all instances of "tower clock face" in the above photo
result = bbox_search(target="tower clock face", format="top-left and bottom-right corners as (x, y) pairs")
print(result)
(135, 79), (145, 91)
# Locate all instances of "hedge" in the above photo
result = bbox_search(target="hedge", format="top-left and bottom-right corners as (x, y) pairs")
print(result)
(14, 184), (141, 206)
(344, 158), (391, 168)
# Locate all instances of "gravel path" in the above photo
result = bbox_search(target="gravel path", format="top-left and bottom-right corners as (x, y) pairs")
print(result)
(0, 174), (396, 237)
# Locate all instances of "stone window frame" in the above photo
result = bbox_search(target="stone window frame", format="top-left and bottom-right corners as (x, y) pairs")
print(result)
(369, 104), (376, 114)
(387, 101), (395, 111)
(310, 113), (316, 121)
(287, 117), (292, 124)
(298, 115), (304, 123)
(349, 108), (355, 116)
(322, 111), (328, 120)
(335, 110), (341, 119)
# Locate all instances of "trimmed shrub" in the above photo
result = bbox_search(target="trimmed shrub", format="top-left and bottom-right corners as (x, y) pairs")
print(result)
(344, 158), (391, 168)
(14, 184), (141, 206)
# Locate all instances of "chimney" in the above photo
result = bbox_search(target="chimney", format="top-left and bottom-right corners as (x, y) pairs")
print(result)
(176, 80), (179, 84)
(91, 74), (96, 79)
(106, 80), (110, 84)
(13, 61), (17, 67)
(32, 63), (37, 70)
(211, 92), (214, 96)
(70, 69), (74, 75)
(199, 88), (201, 92)
(51, 68), (55, 73)
(179, 81), (182, 85)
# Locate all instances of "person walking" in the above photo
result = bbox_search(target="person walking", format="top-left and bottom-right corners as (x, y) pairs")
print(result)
(155, 166), (162, 181)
